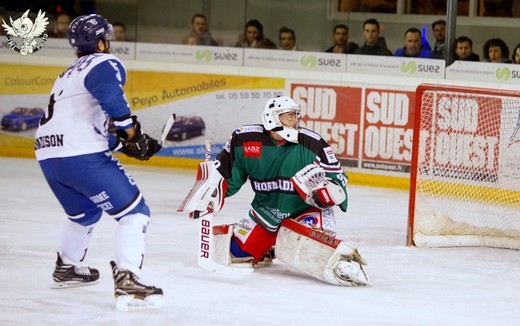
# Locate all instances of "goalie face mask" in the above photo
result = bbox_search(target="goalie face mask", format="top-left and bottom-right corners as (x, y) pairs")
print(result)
(262, 96), (301, 143)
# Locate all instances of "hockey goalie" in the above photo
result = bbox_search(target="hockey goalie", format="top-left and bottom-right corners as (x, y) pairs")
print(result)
(178, 96), (369, 286)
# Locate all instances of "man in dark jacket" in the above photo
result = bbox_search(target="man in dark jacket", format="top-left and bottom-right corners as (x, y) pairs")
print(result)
(454, 36), (480, 61)
(325, 24), (358, 54)
(353, 19), (392, 56)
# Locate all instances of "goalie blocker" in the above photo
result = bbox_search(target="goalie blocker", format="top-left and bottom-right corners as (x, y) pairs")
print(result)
(213, 218), (369, 287)
(177, 161), (227, 218)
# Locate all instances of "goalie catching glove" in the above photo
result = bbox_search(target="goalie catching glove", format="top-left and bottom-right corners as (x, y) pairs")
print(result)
(113, 116), (162, 161)
(291, 164), (346, 208)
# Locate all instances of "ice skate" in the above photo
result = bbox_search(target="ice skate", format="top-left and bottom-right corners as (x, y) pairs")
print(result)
(51, 252), (99, 288)
(110, 261), (164, 311)
(231, 247), (275, 267)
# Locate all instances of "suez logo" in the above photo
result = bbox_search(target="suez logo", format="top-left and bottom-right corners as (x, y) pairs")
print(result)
(300, 55), (342, 68)
(194, 49), (238, 62)
(400, 61), (441, 74)
(111, 46), (130, 55)
(494, 67), (520, 80)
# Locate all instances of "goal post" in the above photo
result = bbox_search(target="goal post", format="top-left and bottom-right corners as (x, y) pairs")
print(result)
(407, 83), (520, 250)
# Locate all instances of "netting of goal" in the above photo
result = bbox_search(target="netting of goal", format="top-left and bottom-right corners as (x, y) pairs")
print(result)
(408, 84), (520, 250)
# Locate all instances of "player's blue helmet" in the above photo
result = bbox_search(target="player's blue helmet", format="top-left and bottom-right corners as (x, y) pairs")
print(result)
(68, 14), (114, 53)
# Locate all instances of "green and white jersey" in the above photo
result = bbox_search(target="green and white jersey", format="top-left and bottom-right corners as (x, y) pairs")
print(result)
(216, 124), (348, 232)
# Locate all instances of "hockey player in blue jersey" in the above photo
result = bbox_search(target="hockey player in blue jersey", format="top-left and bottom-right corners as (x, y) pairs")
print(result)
(34, 14), (163, 311)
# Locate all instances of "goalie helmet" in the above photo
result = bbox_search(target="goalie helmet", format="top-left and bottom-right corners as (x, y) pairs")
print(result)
(68, 14), (114, 54)
(262, 96), (301, 143)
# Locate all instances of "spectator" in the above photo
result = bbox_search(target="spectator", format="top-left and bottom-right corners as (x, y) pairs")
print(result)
(48, 13), (72, 38)
(453, 36), (480, 61)
(394, 27), (433, 58)
(182, 13), (219, 46)
(112, 22), (129, 41)
(325, 24), (358, 54)
(483, 38), (512, 63)
(353, 18), (392, 56)
(431, 19), (446, 59)
(513, 0), (520, 17)
(184, 35), (198, 45)
(278, 26), (302, 51)
(512, 43), (520, 64)
(234, 19), (276, 49)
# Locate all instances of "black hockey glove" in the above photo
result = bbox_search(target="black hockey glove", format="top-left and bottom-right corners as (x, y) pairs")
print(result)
(117, 116), (162, 161)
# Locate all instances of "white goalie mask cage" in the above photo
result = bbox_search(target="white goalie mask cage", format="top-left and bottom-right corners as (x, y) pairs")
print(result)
(262, 96), (301, 143)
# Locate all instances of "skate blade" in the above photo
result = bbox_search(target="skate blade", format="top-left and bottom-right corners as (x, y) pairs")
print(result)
(50, 280), (99, 289)
(115, 294), (164, 312)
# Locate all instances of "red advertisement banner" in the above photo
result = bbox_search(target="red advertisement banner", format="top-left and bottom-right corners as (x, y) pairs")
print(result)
(291, 84), (362, 167)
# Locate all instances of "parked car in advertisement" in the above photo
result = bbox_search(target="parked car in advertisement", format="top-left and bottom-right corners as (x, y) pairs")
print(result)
(166, 116), (206, 141)
(1, 107), (45, 131)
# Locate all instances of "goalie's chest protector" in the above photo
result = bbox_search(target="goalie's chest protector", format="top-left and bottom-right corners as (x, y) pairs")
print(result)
(231, 126), (326, 221)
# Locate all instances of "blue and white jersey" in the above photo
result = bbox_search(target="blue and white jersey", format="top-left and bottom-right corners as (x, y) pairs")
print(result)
(35, 53), (132, 161)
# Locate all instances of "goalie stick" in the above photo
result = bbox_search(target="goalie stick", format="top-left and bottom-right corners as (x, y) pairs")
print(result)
(180, 140), (253, 275)
(160, 113), (176, 146)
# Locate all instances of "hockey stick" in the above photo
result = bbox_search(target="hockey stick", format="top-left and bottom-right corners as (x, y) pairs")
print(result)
(160, 113), (176, 146)
(193, 140), (254, 275)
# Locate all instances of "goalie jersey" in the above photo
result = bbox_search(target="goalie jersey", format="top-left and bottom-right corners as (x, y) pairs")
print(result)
(216, 124), (349, 232)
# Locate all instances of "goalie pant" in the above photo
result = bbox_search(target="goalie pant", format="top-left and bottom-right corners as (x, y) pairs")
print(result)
(213, 218), (369, 286)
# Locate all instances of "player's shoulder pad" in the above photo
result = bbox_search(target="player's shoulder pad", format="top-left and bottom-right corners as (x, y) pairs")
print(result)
(299, 127), (322, 141)
(235, 124), (264, 134)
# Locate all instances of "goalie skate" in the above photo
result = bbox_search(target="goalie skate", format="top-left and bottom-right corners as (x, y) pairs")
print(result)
(110, 261), (164, 312)
(51, 252), (100, 289)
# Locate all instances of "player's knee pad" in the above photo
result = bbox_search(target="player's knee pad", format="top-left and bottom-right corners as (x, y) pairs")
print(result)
(60, 220), (96, 263)
(292, 207), (337, 237)
(115, 213), (150, 275)
(275, 218), (369, 286)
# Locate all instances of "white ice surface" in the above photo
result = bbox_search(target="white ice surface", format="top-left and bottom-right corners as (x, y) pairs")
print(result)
(1, 157), (519, 325)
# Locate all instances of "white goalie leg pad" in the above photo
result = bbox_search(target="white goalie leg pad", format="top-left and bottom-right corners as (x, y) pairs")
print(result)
(115, 213), (149, 276)
(212, 224), (234, 266)
(177, 161), (227, 217)
(60, 220), (95, 263)
(275, 219), (369, 286)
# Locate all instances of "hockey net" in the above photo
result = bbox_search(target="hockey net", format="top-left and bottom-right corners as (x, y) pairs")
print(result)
(407, 84), (520, 250)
